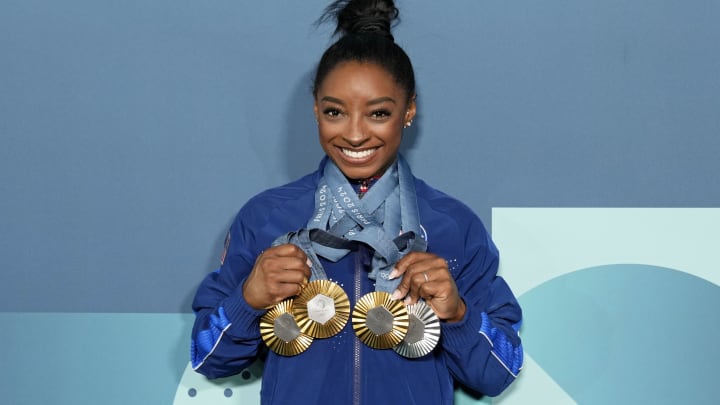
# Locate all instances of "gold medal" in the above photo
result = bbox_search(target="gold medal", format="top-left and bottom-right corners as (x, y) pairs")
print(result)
(294, 280), (351, 338)
(260, 298), (313, 356)
(393, 300), (441, 358)
(352, 291), (409, 349)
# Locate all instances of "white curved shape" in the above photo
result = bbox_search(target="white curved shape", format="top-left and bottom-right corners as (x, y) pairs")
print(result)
(173, 361), (263, 405)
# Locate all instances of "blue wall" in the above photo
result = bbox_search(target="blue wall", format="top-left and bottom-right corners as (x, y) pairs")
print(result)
(1, 1), (718, 404)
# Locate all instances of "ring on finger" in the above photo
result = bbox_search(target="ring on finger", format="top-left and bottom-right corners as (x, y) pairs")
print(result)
(423, 271), (429, 283)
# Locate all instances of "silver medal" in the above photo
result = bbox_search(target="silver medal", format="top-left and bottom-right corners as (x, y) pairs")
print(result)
(393, 300), (440, 358)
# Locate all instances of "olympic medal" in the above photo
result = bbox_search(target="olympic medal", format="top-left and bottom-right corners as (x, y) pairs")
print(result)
(352, 291), (409, 349)
(294, 280), (351, 338)
(393, 300), (441, 358)
(260, 298), (313, 356)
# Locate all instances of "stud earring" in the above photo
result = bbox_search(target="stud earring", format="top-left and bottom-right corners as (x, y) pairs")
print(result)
(404, 120), (413, 128)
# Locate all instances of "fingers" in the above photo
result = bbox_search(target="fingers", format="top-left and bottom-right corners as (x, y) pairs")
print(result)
(388, 252), (464, 321)
(243, 244), (312, 309)
(259, 244), (312, 280)
(389, 252), (448, 303)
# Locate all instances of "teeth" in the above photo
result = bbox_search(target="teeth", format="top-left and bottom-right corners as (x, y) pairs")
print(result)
(342, 148), (376, 159)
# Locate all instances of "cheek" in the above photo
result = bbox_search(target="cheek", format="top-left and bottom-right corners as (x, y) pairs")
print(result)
(316, 124), (334, 142)
(317, 124), (344, 153)
(377, 124), (403, 144)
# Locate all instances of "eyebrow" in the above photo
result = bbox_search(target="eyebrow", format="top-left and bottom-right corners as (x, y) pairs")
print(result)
(319, 96), (397, 106)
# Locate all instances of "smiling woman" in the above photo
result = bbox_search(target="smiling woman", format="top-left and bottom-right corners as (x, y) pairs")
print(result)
(314, 61), (416, 180)
(189, 1), (523, 404)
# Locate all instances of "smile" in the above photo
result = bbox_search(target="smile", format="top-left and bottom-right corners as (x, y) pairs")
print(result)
(341, 148), (377, 159)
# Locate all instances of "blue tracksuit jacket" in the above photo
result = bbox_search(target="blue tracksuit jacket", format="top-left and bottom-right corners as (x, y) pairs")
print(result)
(190, 158), (523, 404)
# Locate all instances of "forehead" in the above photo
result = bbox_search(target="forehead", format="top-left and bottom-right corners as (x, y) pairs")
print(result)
(317, 61), (405, 99)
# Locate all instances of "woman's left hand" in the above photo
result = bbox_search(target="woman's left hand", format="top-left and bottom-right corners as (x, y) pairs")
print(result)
(389, 252), (466, 323)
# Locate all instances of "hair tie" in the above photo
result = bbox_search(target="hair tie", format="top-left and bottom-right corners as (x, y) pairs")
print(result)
(350, 16), (393, 40)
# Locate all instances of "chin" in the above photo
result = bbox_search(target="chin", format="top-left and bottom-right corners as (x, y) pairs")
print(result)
(337, 167), (377, 181)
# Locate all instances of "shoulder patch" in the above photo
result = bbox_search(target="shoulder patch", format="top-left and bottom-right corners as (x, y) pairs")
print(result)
(220, 231), (231, 265)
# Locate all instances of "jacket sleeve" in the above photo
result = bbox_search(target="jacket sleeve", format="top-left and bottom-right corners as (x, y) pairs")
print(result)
(190, 213), (267, 379)
(440, 215), (523, 397)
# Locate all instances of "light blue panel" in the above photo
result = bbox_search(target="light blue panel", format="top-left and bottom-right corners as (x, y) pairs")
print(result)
(518, 264), (720, 404)
(0, 313), (193, 405)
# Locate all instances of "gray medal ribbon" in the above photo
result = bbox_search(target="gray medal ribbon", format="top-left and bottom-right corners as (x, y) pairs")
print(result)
(273, 155), (426, 292)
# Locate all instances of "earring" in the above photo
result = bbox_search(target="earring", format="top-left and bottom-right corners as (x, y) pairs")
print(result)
(404, 120), (413, 128)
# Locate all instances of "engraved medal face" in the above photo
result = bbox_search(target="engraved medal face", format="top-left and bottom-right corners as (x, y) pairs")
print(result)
(307, 294), (335, 324)
(260, 299), (313, 356)
(352, 291), (409, 349)
(393, 300), (441, 358)
(294, 280), (350, 339)
(274, 313), (301, 342)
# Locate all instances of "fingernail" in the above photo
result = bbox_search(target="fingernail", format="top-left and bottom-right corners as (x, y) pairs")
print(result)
(390, 289), (403, 300)
(388, 268), (400, 279)
(306, 258), (313, 268)
(404, 296), (412, 305)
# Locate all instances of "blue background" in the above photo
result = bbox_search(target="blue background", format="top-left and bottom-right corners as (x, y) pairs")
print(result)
(1, 1), (718, 404)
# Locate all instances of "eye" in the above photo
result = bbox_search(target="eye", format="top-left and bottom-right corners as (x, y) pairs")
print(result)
(322, 108), (342, 119)
(370, 109), (392, 120)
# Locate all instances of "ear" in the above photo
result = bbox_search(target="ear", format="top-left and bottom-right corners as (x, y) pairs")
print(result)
(313, 102), (320, 123)
(404, 94), (417, 126)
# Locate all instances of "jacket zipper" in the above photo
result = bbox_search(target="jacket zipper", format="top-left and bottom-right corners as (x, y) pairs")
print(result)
(353, 250), (363, 405)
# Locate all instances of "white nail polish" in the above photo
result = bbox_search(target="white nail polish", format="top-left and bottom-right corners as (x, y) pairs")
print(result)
(390, 290), (403, 300)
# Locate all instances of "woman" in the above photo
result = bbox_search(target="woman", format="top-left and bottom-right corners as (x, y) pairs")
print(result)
(190, 1), (523, 403)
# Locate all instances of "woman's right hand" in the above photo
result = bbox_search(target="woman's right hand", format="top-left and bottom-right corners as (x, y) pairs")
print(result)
(242, 244), (311, 310)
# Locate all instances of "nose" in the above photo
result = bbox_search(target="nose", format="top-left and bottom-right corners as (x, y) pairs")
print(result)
(342, 116), (369, 147)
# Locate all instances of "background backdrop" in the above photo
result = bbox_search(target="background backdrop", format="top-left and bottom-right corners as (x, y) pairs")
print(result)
(1, 0), (718, 404)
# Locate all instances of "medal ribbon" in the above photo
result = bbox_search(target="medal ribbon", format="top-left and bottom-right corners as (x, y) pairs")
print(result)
(273, 155), (426, 293)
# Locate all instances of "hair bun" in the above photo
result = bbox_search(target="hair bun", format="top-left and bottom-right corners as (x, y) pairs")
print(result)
(321, 0), (399, 39)
(312, 0), (415, 101)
